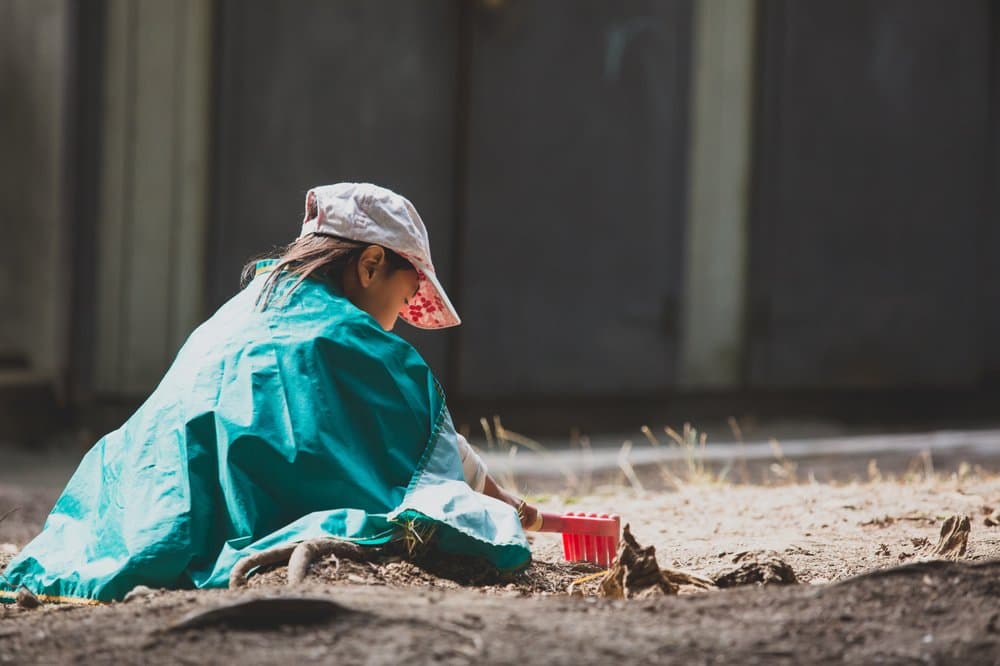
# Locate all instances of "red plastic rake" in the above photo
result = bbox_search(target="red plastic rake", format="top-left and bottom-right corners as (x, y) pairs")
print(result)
(532, 512), (621, 566)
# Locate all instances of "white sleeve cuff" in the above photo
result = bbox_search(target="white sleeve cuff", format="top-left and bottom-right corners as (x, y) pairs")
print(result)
(455, 433), (488, 493)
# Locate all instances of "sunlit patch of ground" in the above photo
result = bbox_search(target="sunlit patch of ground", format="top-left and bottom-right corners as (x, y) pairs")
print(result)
(2, 468), (1000, 663)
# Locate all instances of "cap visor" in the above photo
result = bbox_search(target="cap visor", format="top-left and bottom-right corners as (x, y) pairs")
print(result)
(399, 269), (461, 330)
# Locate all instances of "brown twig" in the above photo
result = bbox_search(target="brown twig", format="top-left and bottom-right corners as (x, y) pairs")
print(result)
(230, 539), (378, 588)
(0, 506), (21, 525)
(287, 539), (371, 585)
(228, 544), (298, 589)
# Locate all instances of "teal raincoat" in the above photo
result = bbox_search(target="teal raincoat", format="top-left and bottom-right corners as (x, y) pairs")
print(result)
(1, 262), (530, 603)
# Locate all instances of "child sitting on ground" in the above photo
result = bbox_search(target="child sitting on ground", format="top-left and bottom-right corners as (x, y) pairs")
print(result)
(1, 182), (538, 603)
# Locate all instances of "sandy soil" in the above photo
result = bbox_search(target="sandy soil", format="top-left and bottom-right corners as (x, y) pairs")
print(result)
(2, 475), (1000, 664)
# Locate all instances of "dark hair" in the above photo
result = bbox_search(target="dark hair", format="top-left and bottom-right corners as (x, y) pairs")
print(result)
(241, 233), (414, 309)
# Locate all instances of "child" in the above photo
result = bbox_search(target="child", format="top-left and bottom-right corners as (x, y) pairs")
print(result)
(1, 183), (539, 603)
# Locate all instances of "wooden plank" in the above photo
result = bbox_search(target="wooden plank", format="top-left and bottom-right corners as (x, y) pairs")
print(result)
(120, 0), (180, 392)
(94, 0), (131, 392)
(0, 0), (70, 381)
(0, 1), (25, 359)
(94, 0), (211, 395)
(33, 0), (71, 388)
(170, 0), (211, 352)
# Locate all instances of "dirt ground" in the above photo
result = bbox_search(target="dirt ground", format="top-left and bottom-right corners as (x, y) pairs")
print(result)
(2, 473), (1000, 664)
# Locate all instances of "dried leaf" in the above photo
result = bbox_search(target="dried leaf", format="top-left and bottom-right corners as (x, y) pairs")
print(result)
(713, 551), (798, 588)
(930, 515), (970, 558)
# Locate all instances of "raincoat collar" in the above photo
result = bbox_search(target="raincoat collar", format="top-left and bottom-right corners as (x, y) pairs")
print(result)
(253, 259), (279, 277)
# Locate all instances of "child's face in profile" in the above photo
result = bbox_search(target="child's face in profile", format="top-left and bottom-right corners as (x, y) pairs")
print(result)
(345, 246), (419, 331)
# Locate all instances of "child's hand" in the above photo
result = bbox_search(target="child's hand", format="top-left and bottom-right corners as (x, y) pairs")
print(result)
(515, 498), (541, 531)
(482, 475), (540, 530)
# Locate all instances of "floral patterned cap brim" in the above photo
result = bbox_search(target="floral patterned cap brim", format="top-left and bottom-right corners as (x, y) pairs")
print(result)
(396, 254), (461, 330)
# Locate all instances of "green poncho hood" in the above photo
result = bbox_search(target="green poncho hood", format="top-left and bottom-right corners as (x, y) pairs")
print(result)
(1, 264), (530, 603)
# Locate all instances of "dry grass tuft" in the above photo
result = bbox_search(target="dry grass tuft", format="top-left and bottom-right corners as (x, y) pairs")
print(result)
(471, 415), (994, 498)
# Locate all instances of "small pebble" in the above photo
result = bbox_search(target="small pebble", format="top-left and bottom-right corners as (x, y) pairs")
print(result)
(124, 585), (157, 603)
(15, 587), (41, 610)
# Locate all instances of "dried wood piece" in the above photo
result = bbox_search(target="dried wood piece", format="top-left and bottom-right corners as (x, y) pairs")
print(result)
(713, 551), (798, 588)
(930, 514), (970, 558)
(861, 511), (936, 528)
(0, 506), (20, 525)
(598, 525), (713, 599)
(660, 568), (716, 592)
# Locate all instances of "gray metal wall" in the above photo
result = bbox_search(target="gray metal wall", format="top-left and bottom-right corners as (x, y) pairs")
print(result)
(9, 0), (999, 414)
(455, 0), (693, 398)
(749, 0), (995, 389)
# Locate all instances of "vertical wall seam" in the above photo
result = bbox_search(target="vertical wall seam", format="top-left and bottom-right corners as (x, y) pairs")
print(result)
(743, 0), (776, 387)
(117, 0), (139, 391)
(979, 1), (999, 382)
(446, 0), (472, 398)
(165, 1), (186, 363)
(677, 0), (756, 389)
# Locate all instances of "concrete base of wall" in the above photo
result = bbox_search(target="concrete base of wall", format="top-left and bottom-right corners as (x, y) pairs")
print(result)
(451, 390), (1000, 438)
(6, 387), (1000, 451)
(0, 371), (68, 447)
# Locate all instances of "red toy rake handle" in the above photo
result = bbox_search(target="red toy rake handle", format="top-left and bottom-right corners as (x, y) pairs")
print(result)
(531, 512), (620, 537)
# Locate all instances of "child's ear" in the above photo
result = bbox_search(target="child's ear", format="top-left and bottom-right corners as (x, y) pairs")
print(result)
(356, 245), (386, 287)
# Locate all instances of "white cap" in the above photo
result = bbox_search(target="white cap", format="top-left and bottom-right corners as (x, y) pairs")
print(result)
(300, 183), (461, 329)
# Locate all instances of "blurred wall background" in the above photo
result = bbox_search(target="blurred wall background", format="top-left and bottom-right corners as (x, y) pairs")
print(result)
(1, 0), (998, 440)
